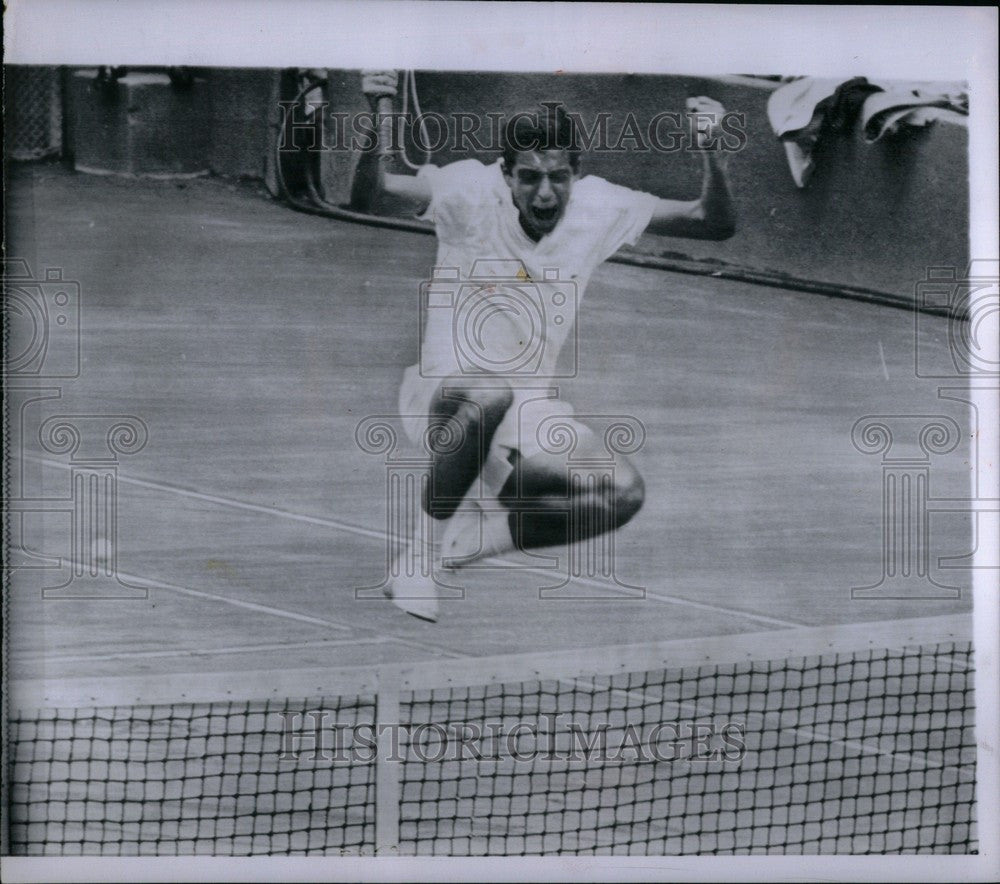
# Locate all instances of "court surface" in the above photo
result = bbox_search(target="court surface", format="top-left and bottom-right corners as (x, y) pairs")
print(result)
(7, 163), (972, 687)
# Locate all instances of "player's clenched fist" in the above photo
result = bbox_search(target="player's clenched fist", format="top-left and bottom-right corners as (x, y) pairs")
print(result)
(685, 96), (727, 149)
(361, 70), (399, 99)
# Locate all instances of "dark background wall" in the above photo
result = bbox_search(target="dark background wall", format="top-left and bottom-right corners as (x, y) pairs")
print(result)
(319, 70), (969, 304)
(34, 66), (970, 307)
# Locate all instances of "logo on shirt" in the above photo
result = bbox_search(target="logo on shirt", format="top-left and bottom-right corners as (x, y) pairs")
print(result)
(420, 260), (578, 377)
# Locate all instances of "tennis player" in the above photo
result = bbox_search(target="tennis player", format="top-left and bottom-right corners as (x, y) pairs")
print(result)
(354, 71), (736, 620)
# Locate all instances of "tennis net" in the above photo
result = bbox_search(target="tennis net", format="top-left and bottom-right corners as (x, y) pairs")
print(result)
(6, 613), (977, 855)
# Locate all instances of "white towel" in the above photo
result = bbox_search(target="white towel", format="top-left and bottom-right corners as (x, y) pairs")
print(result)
(861, 90), (967, 142)
(766, 78), (846, 188)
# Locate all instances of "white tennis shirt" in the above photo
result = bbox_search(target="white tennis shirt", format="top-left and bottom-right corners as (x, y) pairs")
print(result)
(415, 159), (659, 380)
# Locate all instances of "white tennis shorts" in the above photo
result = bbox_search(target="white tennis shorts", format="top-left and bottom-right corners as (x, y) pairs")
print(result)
(397, 364), (592, 495)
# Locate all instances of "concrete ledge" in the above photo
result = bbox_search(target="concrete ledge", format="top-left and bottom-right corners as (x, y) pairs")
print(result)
(68, 69), (211, 177)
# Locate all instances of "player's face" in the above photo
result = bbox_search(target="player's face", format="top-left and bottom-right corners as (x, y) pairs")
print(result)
(504, 150), (577, 238)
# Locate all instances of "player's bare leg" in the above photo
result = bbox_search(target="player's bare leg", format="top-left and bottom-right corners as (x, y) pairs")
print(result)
(389, 376), (514, 619)
(441, 438), (645, 566)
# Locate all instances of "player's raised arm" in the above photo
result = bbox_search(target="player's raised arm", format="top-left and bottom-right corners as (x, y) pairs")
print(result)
(645, 96), (736, 241)
(350, 70), (433, 215)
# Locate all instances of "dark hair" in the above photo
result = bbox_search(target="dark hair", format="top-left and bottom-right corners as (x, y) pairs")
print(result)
(501, 103), (581, 171)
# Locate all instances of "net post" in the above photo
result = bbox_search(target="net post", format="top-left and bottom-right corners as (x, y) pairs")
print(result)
(375, 666), (402, 855)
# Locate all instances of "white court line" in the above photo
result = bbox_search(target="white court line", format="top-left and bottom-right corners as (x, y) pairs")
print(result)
(18, 636), (399, 664)
(31, 550), (469, 662)
(107, 567), (469, 660)
(24, 454), (804, 629)
(115, 567), (358, 632)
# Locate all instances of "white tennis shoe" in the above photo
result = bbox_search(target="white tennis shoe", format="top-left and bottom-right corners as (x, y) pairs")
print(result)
(387, 497), (516, 620)
(440, 497), (515, 569)
(386, 533), (439, 622)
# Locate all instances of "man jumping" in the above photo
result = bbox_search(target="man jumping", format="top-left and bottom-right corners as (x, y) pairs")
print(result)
(352, 71), (736, 620)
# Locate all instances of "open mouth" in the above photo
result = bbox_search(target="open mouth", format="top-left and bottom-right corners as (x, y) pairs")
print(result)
(532, 205), (559, 223)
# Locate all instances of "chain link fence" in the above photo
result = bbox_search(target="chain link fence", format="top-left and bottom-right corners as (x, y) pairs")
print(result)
(7, 66), (64, 160)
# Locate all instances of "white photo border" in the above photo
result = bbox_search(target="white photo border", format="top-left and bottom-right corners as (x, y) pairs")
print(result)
(3, 2), (998, 882)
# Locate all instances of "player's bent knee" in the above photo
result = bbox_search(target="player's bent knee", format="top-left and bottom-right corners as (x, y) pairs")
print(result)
(436, 376), (514, 426)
